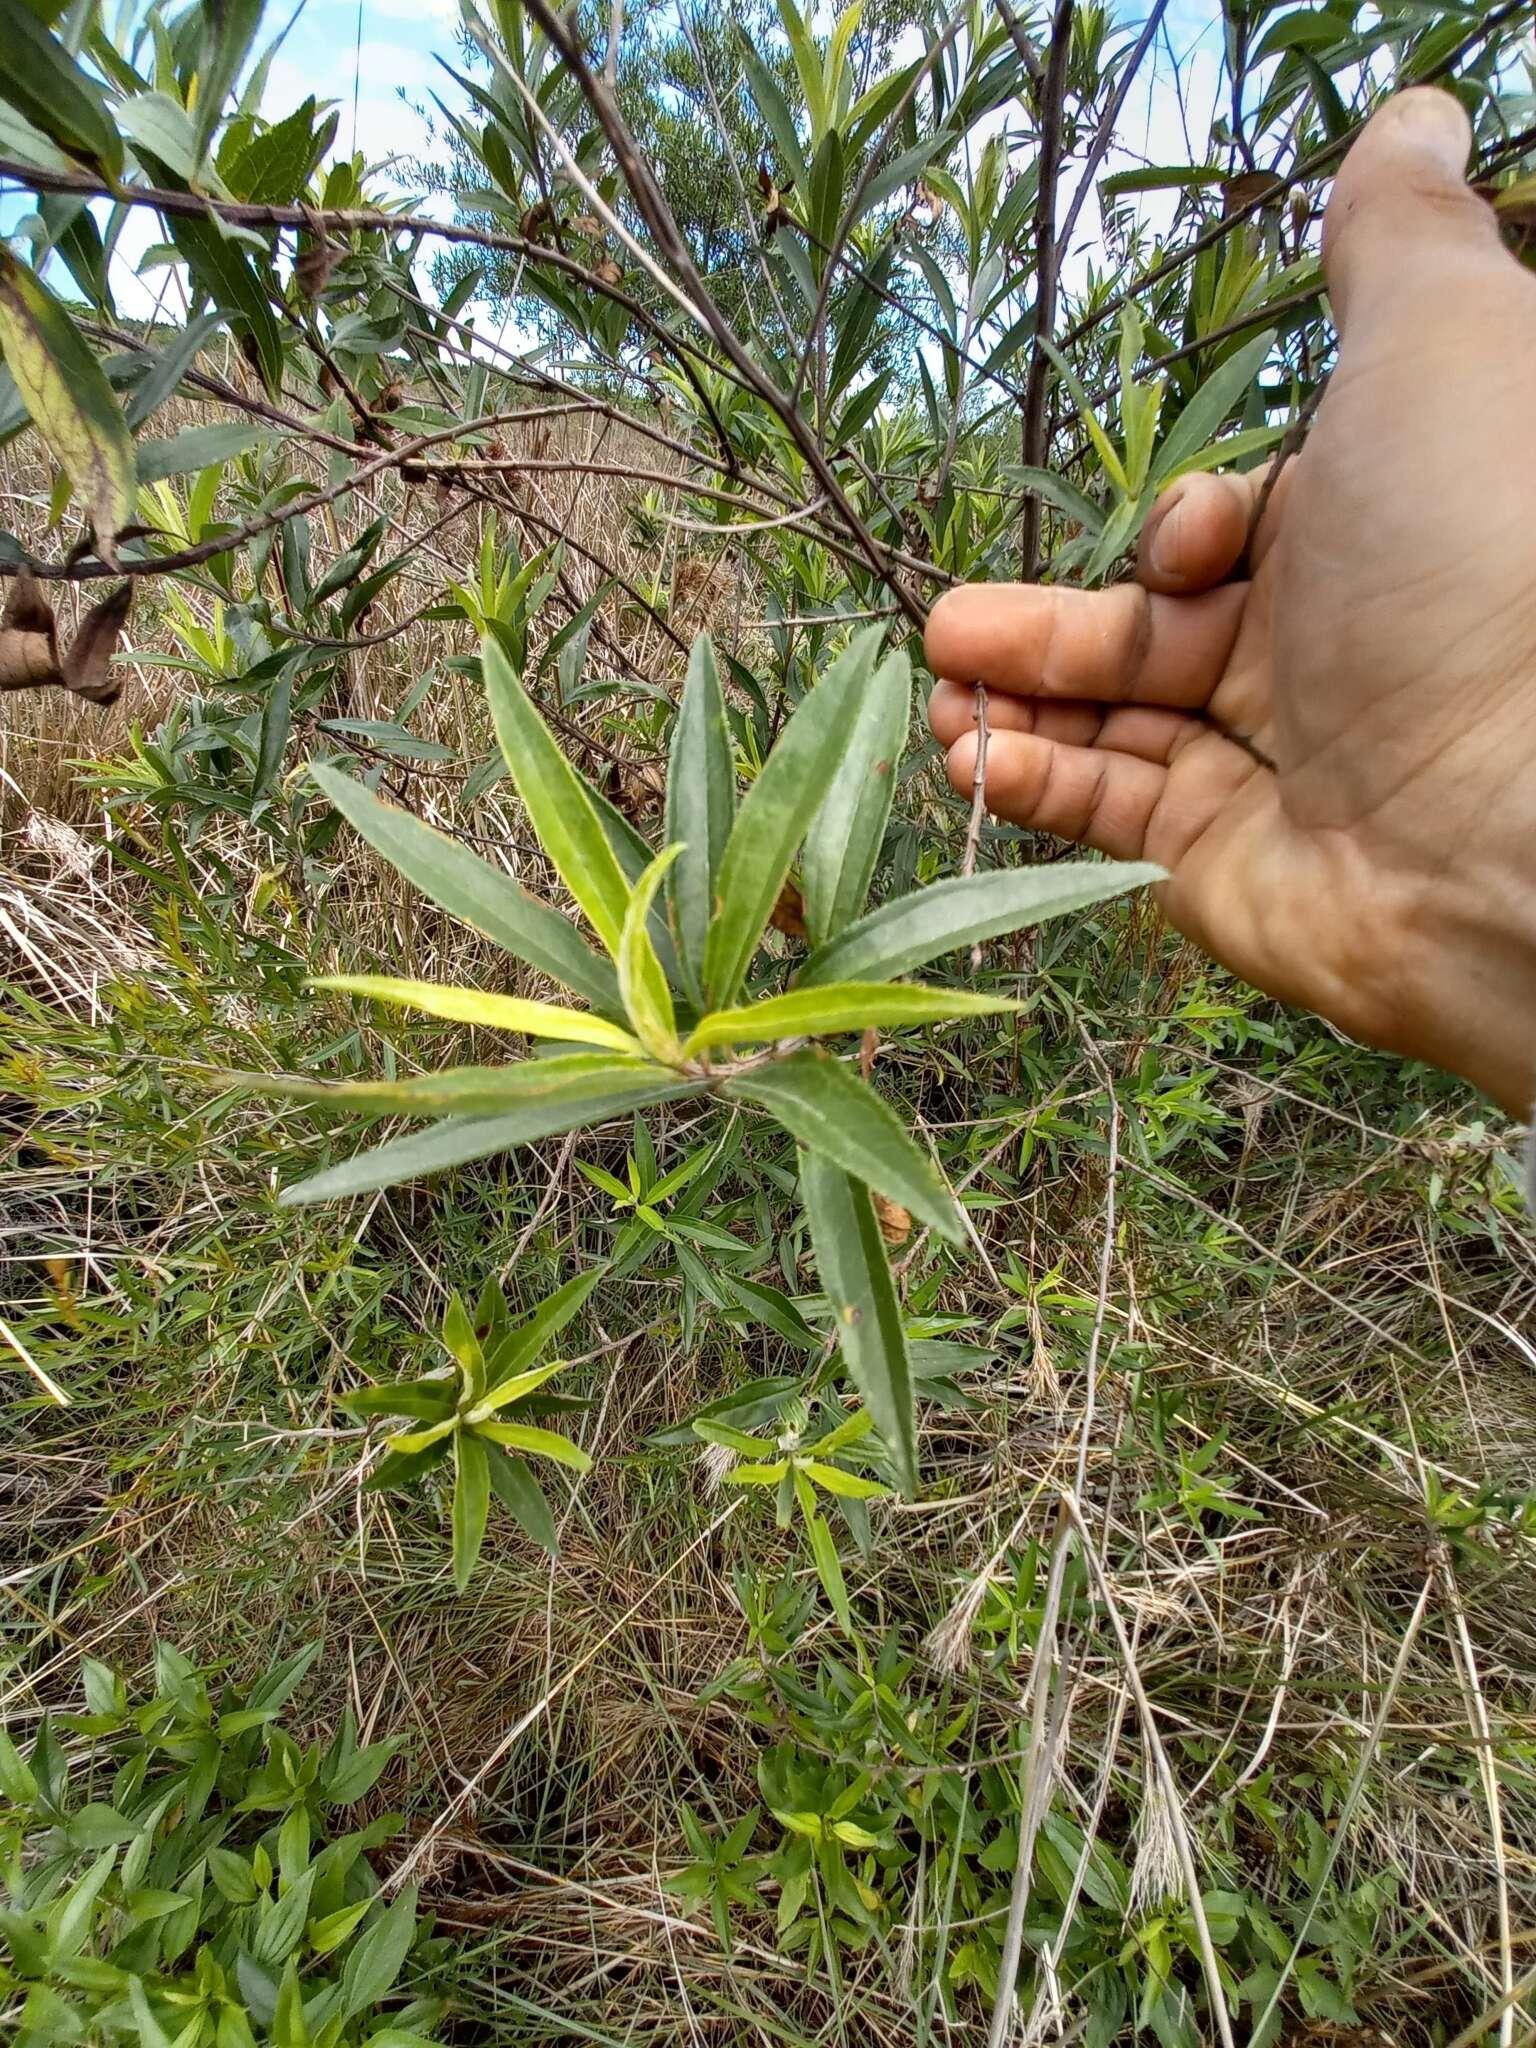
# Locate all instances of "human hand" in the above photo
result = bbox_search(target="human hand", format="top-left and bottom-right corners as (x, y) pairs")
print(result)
(926, 90), (1536, 1116)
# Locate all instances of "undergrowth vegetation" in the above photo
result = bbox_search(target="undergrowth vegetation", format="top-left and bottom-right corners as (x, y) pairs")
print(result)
(3, 2), (1535, 2044)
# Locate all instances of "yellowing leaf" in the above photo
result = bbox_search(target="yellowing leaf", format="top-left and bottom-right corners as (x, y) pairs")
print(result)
(617, 843), (684, 1063)
(310, 974), (642, 1053)
(0, 250), (135, 567)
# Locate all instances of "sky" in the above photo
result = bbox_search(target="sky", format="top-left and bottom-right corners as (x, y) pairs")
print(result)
(0, 2), (1235, 332)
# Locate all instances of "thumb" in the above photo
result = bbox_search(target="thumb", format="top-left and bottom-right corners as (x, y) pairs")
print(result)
(1322, 87), (1504, 335)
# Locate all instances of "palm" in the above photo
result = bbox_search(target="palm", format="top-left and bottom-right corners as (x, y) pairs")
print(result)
(927, 89), (1536, 1109)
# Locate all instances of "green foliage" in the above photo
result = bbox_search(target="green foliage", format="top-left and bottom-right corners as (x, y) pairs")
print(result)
(0, 1646), (442, 2048)
(344, 1272), (598, 1583)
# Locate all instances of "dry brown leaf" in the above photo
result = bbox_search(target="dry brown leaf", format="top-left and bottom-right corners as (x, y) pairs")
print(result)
(769, 877), (806, 940)
(0, 569), (132, 705)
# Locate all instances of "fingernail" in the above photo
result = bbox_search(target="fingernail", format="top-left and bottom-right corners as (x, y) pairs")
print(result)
(1149, 498), (1185, 579)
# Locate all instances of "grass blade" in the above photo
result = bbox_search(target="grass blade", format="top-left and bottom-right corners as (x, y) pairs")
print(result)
(310, 762), (620, 1015)
(683, 981), (1024, 1056)
(801, 648), (911, 947)
(725, 1050), (962, 1243)
(701, 627), (884, 1009)
(799, 1151), (918, 1496)
(799, 862), (1163, 987)
(666, 634), (736, 1000)
(482, 631), (632, 957)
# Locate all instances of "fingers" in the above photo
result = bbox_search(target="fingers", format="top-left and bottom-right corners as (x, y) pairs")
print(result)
(1323, 88), (1505, 335)
(943, 726), (1168, 861)
(924, 576), (1247, 710)
(1136, 470), (1256, 592)
(928, 677), (1196, 766)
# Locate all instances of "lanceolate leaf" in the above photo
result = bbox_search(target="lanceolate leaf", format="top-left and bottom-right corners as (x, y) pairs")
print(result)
(340, 1378), (457, 1421)
(277, 1070), (706, 1205)
(488, 1269), (604, 1387)
(486, 1449), (557, 1556)
(482, 632), (633, 958)
(799, 1153), (918, 1496)
(309, 762), (621, 1015)
(258, 1052), (671, 1118)
(724, 1051), (963, 1244)
(167, 216), (285, 400)
(702, 628), (884, 1009)
(617, 845), (684, 1062)
(801, 648), (911, 948)
(0, 1), (124, 178)
(311, 975), (642, 1054)
(799, 862), (1163, 987)
(806, 1512), (854, 1636)
(0, 250), (135, 568)
(452, 1430), (491, 1592)
(476, 1421), (591, 1471)
(683, 982), (1024, 1057)
(665, 635), (735, 1000)
(1151, 329), (1277, 488)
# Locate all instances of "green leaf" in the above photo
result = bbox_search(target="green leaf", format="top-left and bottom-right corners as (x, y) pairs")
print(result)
(1005, 464), (1106, 536)
(804, 1462), (889, 1499)
(1151, 330), (1277, 487)
(277, 1071), (706, 1205)
(486, 1449), (558, 1555)
(799, 862), (1162, 986)
(338, 1892), (417, 2021)
(193, 0), (265, 154)
(665, 634), (735, 1000)
(702, 628), (883, 1007)
(482, 632), (632, 957)
(684, 981), (1023, 1057)
(308, 762), (621, 1014)
(726, 1051), (962, 1243)
(311, 974), (641, 1054)
(719, 1273), (820, 1352)
(0, 1728), (38, 1803)
(1040, 338), (1129, 495)
(799, 1153), (917, 1495)
(487, 1269), (603, 1388)
(806, 1512), (854, 1637)
(1098, 162), (1226, 199)
(0, 249), (135, 567)
(452, 1431), (490, 1591)
(167, 216), (285, 401)
(119, 92), (203, 180)
(0, 1), (123, 178)
(341, 1377), (457, 1422)
(476, 1421), (591, 1471)
(386, 1416), (455, 1457)
(256, 1051), (670, 1119)
(735, 27), (808, 189)
(466, 1357), (567, 1421)
(1157, 421), (1286, 485)
(618, 844), (684, 1062)
(801, 648), (910, 947)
